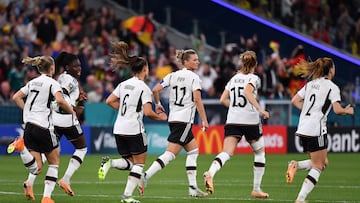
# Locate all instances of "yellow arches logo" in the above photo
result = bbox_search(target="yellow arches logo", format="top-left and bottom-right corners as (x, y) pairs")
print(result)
(194, 126), (224, 154)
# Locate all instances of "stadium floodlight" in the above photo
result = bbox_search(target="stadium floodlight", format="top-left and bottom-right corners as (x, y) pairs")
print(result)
(211, 0), (360, 66)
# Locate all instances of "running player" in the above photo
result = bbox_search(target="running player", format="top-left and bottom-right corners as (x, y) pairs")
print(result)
(285, 57), (354, 203)
(203, 50), (270, 198)
(52, 52), (87, 196)
(138, 49), (209, 198)
(12, 56), (73, 203)
(98, 41), (167, 203)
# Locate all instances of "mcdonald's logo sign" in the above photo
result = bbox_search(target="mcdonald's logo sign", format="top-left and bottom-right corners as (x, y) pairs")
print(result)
(193, 125), (224, 154)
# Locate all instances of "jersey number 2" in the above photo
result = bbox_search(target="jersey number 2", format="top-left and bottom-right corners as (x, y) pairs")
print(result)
(305, 94), (316, 116)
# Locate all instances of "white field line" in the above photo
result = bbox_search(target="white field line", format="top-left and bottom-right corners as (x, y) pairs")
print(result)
(1, 180), (359, 189)
(0, 191), (359, 203)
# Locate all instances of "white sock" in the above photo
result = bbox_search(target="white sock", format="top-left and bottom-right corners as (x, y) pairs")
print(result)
(186, 149), (198, 188)
(297, 168), (321, 201)
(111, 158), (133, 170)
(145, 151), (175, 180)
(43, 165), (58, 198)
(27, 173), (37, 186)
(61, 148), (87, 183)
(208, 152), (230, 177)
(298, 160), (312, 171)
(20, 148), (38, 174)
(253, 150), (265, 191)
(123, 164), (143, 197)
(253, 166), (265, 191)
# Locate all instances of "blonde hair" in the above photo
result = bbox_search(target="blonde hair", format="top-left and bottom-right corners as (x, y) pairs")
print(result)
(22, 56), (54, 73)
(175, 49), (196, 65)
(294, 57), (334, 79)
(110, 41), (147, 74)
(240, 51), (257, 74)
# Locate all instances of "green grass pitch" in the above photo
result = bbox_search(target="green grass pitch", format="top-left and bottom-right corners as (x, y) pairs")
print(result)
(0, 153), (359, 203)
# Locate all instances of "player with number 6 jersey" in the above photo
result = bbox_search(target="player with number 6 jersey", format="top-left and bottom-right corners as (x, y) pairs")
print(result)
(98, 41), (167, 203)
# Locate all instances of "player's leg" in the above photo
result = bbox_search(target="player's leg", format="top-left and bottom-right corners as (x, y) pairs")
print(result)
(121, 133), (147, 203)
(24, 154), (47, 200)
(42, 147), (60, 203)
(203, 136), (235, 194)
(98, 155), (134, 180)
(286, 158), (312, 184)
(249, 136), (269, 198)
(57, 126), (86, 196)
(122, 152), (146, 203)
(296, 149), (327, 202)
(184, 139), (207, 197)
(143, 143), (178, 181)
(98, 134), (135, 180)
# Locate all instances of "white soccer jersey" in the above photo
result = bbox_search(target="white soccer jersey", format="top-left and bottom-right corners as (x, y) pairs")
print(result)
(52, 72), (80, 127)
(160, 68), (202, 123)
(113, 77), (153, 135)
(296, 77), (341, 137)
(21, 74), (62, 128)
(225, 72), (261, 125)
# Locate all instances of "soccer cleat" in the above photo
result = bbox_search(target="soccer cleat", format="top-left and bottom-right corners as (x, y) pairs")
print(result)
(57, 179), (74, 196)
(137, 173), (147, 196)
(189, 186), (208, 197)
(203, 171), (214, 194)
(23, 181), (35, 200)
(41, 197), (55, 203)
(98, 156), (111, 181)
(286, 160), (298, 184)
(121, 196), (141, 203)
(7, 136), (25, 153)
(251, 190), (269, 198)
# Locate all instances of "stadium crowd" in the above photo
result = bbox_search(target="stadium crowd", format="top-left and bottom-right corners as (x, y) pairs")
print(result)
(226, 0), (360, 57)
(0, 0), (358, 110)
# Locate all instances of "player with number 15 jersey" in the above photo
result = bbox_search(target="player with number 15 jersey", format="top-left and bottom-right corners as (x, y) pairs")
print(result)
(225, 73), (261, 125)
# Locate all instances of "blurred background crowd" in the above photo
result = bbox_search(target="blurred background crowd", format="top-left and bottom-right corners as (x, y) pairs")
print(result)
(0, 0), (359, 114)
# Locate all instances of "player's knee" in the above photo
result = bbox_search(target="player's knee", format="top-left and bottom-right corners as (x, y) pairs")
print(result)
(251, 137), (265, 153)
(158, 151), (175, 166)
(73, 147), (87, 164)
(31, 164), (40, 175)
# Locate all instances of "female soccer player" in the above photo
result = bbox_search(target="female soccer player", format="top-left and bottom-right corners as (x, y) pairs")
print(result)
(12, 56), (74, 203)
(13, 52), (87, 199)
(203, 50), (270, 198)
(139, 49), (209, 197)
(98, 41), (167, 203)
(52, 52), (87, 196)
(285, 57), (354, 203)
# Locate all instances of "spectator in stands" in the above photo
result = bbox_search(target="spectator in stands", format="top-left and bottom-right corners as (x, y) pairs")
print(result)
(0, 80), (14, 105)
(87, 81), (104, 102)
(197, 56), (218, 98)
(8, 59), (25, 92)
(36, 7), (57, 46)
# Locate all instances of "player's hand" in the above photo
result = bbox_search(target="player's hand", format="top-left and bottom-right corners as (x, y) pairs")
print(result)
(158, 111), (167, 121)
(155, 103), (165, 113)
(260, 109), (270, 119)
(202, 120), (209, 132)
(345, 104), (354, 115)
